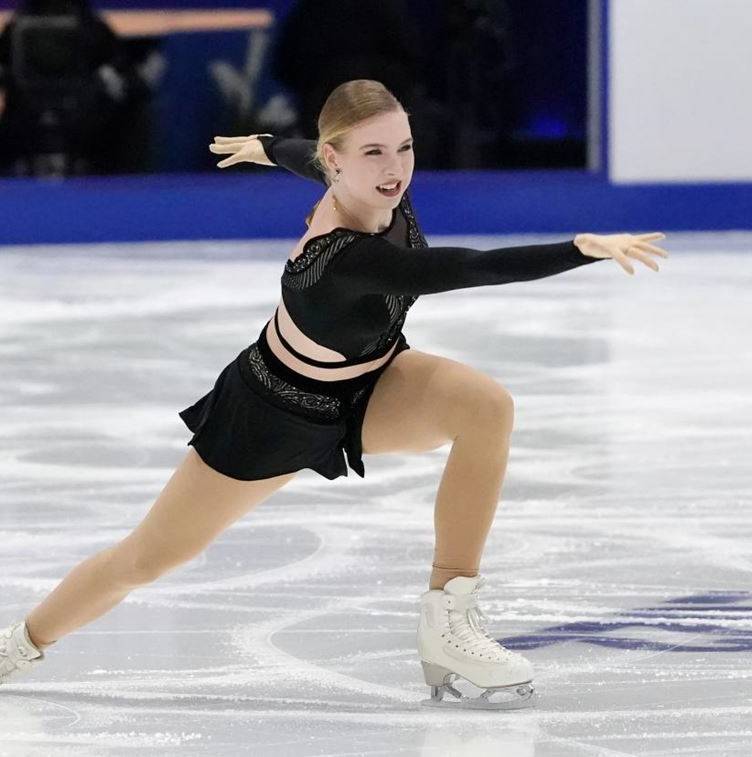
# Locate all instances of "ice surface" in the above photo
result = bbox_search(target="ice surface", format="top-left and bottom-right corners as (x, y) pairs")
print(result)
(0, 232), (750, 755)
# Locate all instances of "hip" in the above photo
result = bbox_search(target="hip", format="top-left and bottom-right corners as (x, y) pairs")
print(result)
(237, 330), (410, 426)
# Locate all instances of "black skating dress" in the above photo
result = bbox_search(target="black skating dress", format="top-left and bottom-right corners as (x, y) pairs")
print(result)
(178, 136), (605, 481)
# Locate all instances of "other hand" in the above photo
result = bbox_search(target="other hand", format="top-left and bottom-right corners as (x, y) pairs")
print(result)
(209, 133), (274, 168)
(574, 232), (669, 275)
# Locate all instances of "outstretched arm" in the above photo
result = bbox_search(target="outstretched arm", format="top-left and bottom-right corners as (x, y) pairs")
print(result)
(257, 135), (327, 186)
(209, 133), (327, 186)
(328, 232), (668, 297)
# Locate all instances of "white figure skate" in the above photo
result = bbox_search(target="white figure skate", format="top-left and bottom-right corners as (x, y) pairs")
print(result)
(417, 574), (536, 709)
(0, 620), (47, 685)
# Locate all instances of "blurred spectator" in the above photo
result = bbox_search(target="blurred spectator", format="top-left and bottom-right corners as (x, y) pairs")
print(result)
(0, 0), (153, 177)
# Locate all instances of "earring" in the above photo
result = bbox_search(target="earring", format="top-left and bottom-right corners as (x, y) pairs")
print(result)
(332, 168), (342, 213)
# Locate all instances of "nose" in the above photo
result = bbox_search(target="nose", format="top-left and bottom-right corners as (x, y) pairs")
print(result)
(386, 154), (404, 177)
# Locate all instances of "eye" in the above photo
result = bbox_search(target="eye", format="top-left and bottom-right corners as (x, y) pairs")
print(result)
(365, 144), (414, 156)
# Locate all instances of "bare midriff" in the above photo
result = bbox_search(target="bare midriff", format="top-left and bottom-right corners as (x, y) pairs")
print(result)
(264, 297), (398, 382)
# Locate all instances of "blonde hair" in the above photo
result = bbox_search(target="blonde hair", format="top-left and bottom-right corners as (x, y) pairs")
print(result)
(304, 79), (408, 227)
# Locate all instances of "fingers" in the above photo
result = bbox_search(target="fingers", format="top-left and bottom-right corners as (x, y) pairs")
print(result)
(209, 134), (273, 168)
(618, 255), (635, 275)
(208, 142), (244, 167)
(217, 156), (241, 168)
(625, 246), (659, 271)
(209, 143), (239, 155)
(587, 237), (634, 274)
(589, 232), (668, 275)
(633, 240), (669, 258)
(602, 244), (634, 275)
(213, 133), (272, 143)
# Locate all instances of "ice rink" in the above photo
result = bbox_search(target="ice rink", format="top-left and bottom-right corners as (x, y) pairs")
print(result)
(1, 232), (750, 755)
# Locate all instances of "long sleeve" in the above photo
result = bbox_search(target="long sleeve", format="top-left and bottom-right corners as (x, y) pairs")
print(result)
(257, 135), (327, 186)
(328, 235), (605, 296)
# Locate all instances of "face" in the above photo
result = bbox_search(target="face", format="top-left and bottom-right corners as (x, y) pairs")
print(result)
(324, 109), (414, 208)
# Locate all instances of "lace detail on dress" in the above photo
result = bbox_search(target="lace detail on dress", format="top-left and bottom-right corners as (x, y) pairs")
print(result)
(247, 342), (343, 421)
(402, 191), (429, 248)
(282, 231), (361, 290)
(351, 385), (369, 407)
(279, 190), (425, 357)
(357, 299), (412, 356)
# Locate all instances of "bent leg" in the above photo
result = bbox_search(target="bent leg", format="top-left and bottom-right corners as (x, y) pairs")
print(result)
(430, 417), (512, 590)
(361, 348), (514, 591)
(24, 448), (296, 648)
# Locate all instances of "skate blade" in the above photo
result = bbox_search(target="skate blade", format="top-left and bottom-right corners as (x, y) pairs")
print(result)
(420, 681), (536, 711)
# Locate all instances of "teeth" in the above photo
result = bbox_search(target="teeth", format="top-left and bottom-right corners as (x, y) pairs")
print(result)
(378, 182), (399, 190)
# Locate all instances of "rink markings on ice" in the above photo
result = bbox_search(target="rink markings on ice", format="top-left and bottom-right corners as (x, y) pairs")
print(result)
(503, 591), (752, 652)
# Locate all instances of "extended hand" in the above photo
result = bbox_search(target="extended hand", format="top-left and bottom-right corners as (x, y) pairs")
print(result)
(209, 133), (274, 168)
(574, 232), (669, 275)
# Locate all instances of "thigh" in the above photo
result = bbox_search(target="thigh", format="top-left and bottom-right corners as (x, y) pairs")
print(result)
(361, 348), (513, 455)
(116, 447), (297, 578)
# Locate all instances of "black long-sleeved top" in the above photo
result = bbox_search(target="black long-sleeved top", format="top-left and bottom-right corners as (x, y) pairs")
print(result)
(257, 135), (604, 362)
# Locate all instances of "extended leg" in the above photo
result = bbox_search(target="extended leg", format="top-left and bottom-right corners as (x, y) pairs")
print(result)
(24, 448), (296, 649)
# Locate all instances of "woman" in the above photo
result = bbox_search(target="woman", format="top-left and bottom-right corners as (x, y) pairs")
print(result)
(1, 80), (668, 709)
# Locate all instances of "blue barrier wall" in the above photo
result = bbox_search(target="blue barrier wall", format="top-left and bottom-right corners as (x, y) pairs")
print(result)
(1, 170), (750, 245)
(1, 1), (749, 243)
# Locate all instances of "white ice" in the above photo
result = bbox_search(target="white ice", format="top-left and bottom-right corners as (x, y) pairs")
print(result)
(0, 231), (750, 756)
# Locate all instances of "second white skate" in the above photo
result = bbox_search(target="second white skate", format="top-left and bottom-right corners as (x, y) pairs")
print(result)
(0, 620), (47, 686)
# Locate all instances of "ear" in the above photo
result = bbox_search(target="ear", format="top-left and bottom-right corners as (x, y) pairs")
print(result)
(321, 143), (339, 174)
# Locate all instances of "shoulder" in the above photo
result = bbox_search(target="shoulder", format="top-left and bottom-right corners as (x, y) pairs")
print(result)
(287, 228), (363, 271)
(281, 228), (365, 290)
(282, 192), (420, 288)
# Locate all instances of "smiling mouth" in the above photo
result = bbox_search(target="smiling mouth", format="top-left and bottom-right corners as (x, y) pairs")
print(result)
(376, 180), (402, 196)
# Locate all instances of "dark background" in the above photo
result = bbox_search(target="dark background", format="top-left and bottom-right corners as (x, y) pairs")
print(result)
(0, 0), (588, 175)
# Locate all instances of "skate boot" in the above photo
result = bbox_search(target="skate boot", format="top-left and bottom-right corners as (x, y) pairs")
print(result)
(417, 574), (536, 709)
(0, 620), (48, 685)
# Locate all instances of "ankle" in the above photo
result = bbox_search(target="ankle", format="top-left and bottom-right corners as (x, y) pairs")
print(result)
(429, 563), (479, 591)
(24, 618), (57, 650)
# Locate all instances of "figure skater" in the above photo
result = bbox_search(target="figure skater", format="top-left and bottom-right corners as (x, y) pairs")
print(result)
(1, 79), (668, 709)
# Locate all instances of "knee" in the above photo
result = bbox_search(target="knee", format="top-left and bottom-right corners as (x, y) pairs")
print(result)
(464, 386), (514, 435)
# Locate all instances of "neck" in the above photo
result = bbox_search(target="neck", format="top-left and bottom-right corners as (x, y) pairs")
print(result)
(331, 190), (395, 234)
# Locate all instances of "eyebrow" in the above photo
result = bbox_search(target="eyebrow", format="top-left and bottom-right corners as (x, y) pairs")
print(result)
(360, 138), (414, 149)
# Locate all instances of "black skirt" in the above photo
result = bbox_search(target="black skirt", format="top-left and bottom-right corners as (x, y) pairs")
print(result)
(178, 329), (411, 481)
